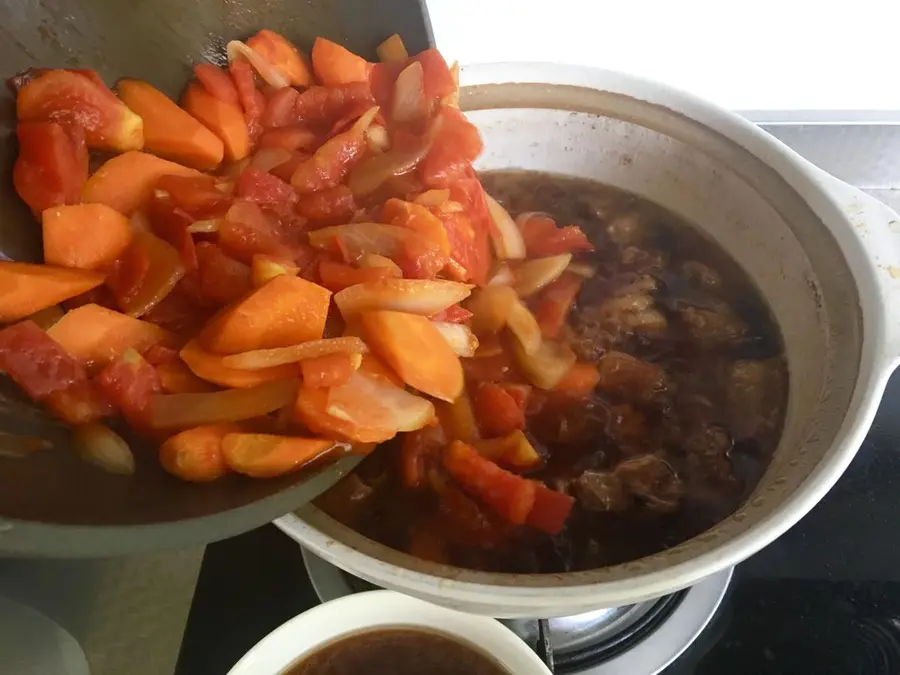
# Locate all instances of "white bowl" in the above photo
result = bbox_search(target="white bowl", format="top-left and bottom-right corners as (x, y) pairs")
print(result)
(227, 589), (551, 675)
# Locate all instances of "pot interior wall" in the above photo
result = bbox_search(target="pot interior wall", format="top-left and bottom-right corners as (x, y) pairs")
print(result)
(296, 84), (863, 594)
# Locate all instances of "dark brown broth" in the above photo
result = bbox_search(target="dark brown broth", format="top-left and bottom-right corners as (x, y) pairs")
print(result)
(316, 171), (788, 574)
(282, 628), (509, 675)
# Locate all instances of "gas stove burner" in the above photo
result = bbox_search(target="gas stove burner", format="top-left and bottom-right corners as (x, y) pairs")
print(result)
(301, 550), (732, 675)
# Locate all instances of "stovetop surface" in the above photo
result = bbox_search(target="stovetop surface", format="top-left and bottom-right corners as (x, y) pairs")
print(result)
(176, 370), (900, 674)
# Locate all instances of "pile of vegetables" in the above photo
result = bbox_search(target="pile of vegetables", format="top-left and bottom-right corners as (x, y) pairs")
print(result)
(0, 31), (596, 536)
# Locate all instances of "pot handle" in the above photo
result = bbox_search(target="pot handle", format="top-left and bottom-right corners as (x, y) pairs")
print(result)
(813, 168), (900, 370)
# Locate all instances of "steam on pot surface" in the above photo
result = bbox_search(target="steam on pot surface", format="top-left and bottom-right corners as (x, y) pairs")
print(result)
(317, 171), (788, 574)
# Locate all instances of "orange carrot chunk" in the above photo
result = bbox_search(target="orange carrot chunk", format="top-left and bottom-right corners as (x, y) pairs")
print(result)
(47, 304), (176, 370)
(222, 433), (338, 478)
(180, 339), (297, 389)
(159, 423), (237, 482)
(117, 79), (225, 170)
(42, 203), (133, 271)
(0, 261), (105, 323)
(300, 352), (360, 388)
(182, 82), (251, 162)
(82, 151), (202, 215)
(359, 309), (464, 402)
(311, 37), (372, 86)
(197, 275), (332, 355)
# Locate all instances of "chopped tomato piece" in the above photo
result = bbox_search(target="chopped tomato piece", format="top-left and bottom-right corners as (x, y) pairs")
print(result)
(261, 86), (300, 128)
(246, 29), (313, 88)
(193, 63), (240, 106)
(317, 260), (393, 292)
(295, 185), (356, 225)
(401, 424), (446, 489)
(420, 107), (483, 187)
(0, 320), (86, 400)
(259, 126), (318, 152)
(44, 379), (113, 425)
(147, 197), (198, 272)
(311, 38), (372, 86)
(14, 121), (87, 213)
(533, 272), (583, 339)
(219, 200), (295, 262)
(443, 440), (536, 525)
(108, 230), (185, 317)
(16, 69), (143, 151)
(96, 348), (163, 427)
(526, 483), (575, 535)
(192, 242), (252, 305)
(234, 167), (297, 212)
(294, 82), (375, 126)
(229, 59), (264, 121)
(475, 382), (526, 437)
(156, 174), (229, 218)
(518, 213), (594, 256)
(413, 49), (456, 100)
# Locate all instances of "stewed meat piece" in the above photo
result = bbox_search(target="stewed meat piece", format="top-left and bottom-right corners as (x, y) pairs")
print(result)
(616, 454), (683, 513)
(595, 351), (667, 404)
(574, 471), (629, 512)
(679, 302), (747, 345)
(682, 260), (723, 292)
(726, 358), (786, 439)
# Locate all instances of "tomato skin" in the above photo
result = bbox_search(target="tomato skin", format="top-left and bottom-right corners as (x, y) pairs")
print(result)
(147, 197), (198, 272)
(317, 260), (392, 292)
(13, 121), (87, 213)
(193, 63), (240, 107)
(413, 49), (456, 99)
(518, 214), (594, 256)
(156, 174), (229, 218)
(192, 242), (252, 305)
(420, 107), (483, 188)
(533, 272), (583, 339)
(219, 199), (295, 262)
(107, 241), (151, 311)
(96, 349), (162, 426)
(234, 167), (297, 211)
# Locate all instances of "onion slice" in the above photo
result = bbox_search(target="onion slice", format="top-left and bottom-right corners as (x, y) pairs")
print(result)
(308, 222), (435, 262)
(512, 339), (577, 389)
(566, 261), (596, 278)
(249, 147), (292, 173)
(222, 337), (369, 370)
(485, 193), (526, 260)
(513, 254), (572, 298)
(186, 219), (221, 234)
(506, 299), (542, 355)
(327, 371), (434, 433)
(226, 40), (290, 88)
(391, 61), (428, 123)
(74, 424), (135, 476)
(335, 278), (474, 318)
(149, 379), (299, 430)
(433, 322), (480, 358)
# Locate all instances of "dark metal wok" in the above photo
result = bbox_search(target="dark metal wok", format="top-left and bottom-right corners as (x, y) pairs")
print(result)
(0, 0), (432, 557)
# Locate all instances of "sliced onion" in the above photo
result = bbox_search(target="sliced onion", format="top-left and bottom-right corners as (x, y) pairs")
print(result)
(222, 156), (251, 180)
(413, 189), (450, 207)
(485, 193), (526, 260)
(437, 200), (464, 214)
(327, 371), (434, 432)
(366, 124), (390, 154)
(187, 219), (221, 234)
(347, 117), (441, 197)
(130, 210), (151, 233)
(512, 339), (577, 389)
(487, 263), (514, 286)
(334, 278), (473, 318)
(513, 254), (572, 298)
(566, 261), (597, 278)
(308, 222), (434, 261)
(377, 33), (409, 63)
(226, 40), (290, 88)
(467, 285), (518, 333)
(74, 424), (135, 476)
(250, 147), (292, 173)
(149, 379), (299, 430)
(0, 432), (50, 458)
(358, 253), (402, 277)
(392, 61), (428, 123)
(433, 322), (479, 358)
(222, 337), (369, 370)
(506, 299), (542, 355)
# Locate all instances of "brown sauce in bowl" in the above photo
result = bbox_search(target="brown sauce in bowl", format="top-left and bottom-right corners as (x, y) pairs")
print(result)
(282, 628), (510, 675)
(317, 171), (788, 574)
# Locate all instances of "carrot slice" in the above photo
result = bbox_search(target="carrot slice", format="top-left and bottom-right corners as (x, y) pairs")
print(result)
(247, 30), (312, 88)
(42, 203), (133, 271)
(300, 352), (361, 388)
(155, 360), (216, 394)
(182, 82), (250, 162)
(82, 151), (202, 215)
(222, 433), (339, 478)
(382, 198), (451, 255)
(0, 261), (105, 323)
(197, 275), (332, 355)
(311, 37), (372, 86)
(117, 79), (225, 170)
(221, 336), (368, 370)
(180, 339), (297, 389)
(317, 260), (394, 292)
(359, 309), (464, 402)
(294, 385), (397, 444)
(47, 304), (176, 370)
(159, 423), (237, 482)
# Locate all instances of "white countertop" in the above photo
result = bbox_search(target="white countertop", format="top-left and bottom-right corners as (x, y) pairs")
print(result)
(427, 0), (900, 118)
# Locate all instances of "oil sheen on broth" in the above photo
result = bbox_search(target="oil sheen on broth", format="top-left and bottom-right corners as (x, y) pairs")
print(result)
(281, 628), (509, 675)
(316, 171), (788, 574)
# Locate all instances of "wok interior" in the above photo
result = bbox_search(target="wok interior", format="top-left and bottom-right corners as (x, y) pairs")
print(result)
(0, 0), (431, 540)
(296, 84), (863, 585)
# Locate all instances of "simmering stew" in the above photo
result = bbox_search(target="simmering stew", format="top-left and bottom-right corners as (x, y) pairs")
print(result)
(282, 628), (509, 675)
(317, 172), (788, 573)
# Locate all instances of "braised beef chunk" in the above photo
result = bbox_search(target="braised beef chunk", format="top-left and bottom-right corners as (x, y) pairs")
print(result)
(316, 172), (788, 574)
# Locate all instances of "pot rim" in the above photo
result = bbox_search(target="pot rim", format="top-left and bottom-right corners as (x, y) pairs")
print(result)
(278, 61), (896, 611)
